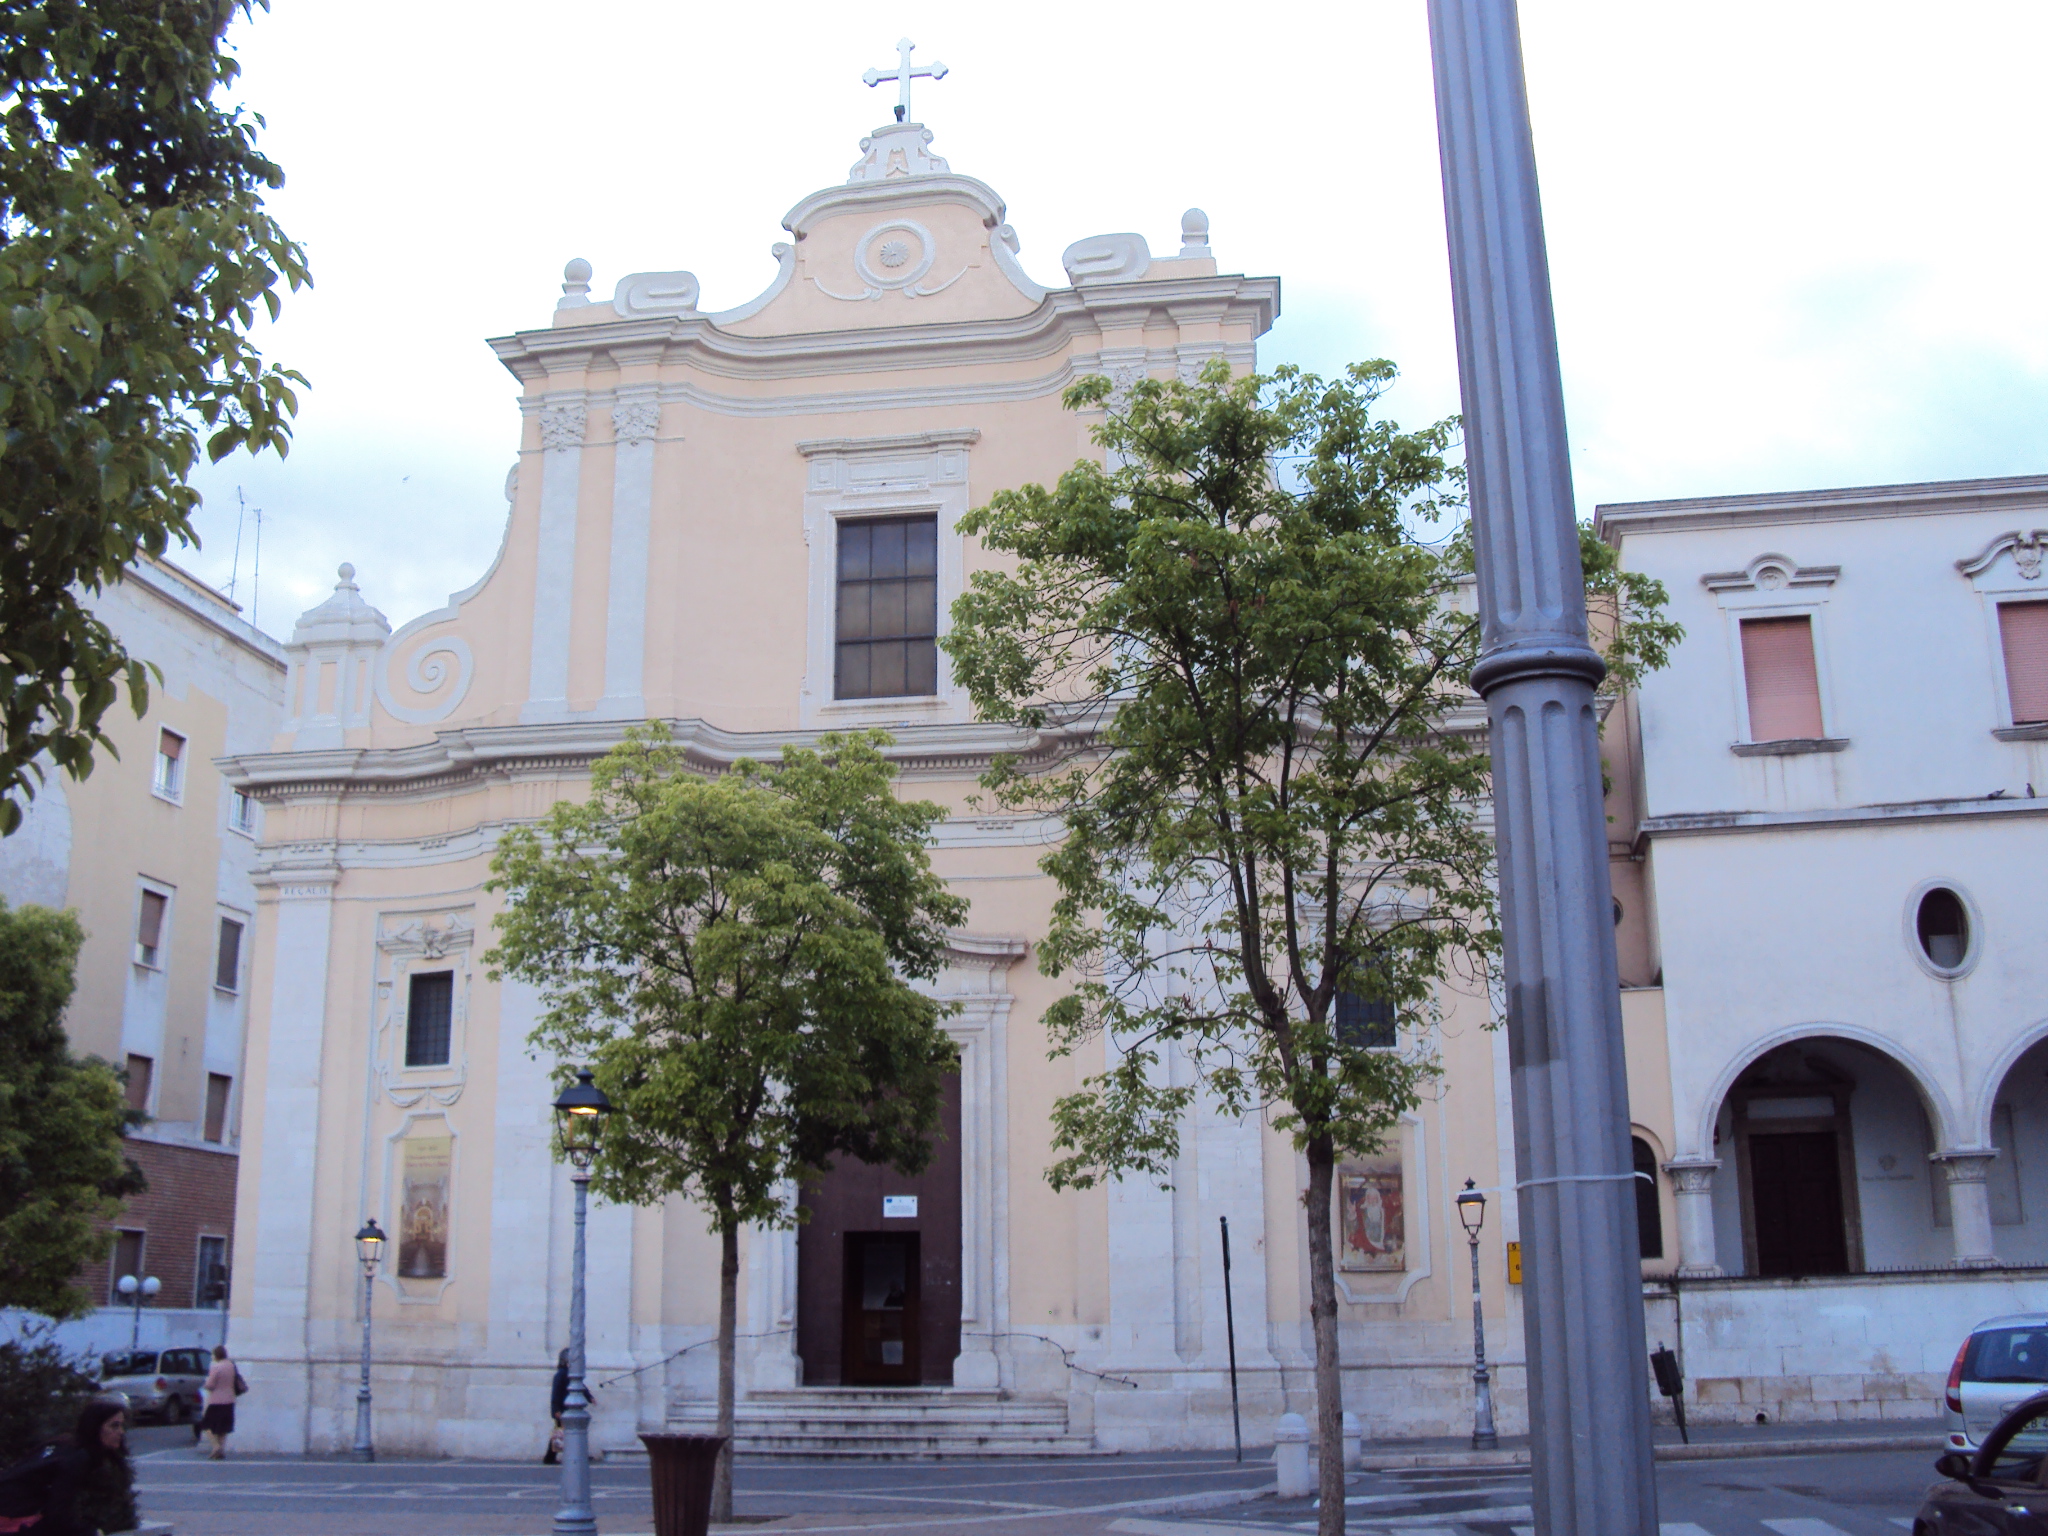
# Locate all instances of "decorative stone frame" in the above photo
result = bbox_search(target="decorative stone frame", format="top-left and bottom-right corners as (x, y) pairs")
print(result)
(378, 1110), (458, 1304)
(1333, 1111), (1433, 1306)
(371, 909), (475, 1109)
(748, 934), (1021, 1392)
(796, 430), (979, 730)
(1702, 554), (1846, 752)
(1956, 530), (2048, 739)
(1730, 1069), (1864, 1278)
(1903, 878), (1982, 982)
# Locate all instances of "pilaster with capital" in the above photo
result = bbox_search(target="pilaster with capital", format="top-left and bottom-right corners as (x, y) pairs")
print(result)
(1933, 1150), (2000, 1267)
(1662, 1158), (1723, 1277)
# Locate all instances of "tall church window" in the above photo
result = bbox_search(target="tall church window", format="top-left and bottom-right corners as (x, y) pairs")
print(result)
(2000, 601), (2048, 725)
(1632, 1136), (1663, 1259)
(1739, 615), (1824, 741)
(836, 515), (938, 700)
(405, 972), (454, 1067)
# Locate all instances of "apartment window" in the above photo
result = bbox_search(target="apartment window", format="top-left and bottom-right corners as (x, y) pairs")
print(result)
(135, 889), (168, 967)
(108, 1230), (145, 1301)
(229, 791), (257, 836)
(1739, 616), (1824, 741)
(405, 971), (455, 1067)
(196, 1235), (228, 1307)
(214, 917), (243, 993)
(152, 729), (185, 801)
(2000, 601), (2048, 725)
(123, 1054), (153, 1114)
(203, 1073), (232, 1143)
(1335, 988), (1397, 1050)
(835, 515), (938, 700)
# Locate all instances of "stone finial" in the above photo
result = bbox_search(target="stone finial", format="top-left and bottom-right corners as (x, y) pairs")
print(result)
(558, 257), (593, 311)
(337, 562), (356, 586)
(1179, 208), (1212, 259)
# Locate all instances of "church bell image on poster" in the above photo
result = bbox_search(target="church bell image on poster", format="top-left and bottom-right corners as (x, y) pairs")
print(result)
(399, 1135), (452, 1279)
(1339, 1161), (1405, 1272)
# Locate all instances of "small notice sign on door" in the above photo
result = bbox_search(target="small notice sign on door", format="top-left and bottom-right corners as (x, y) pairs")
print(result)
(883, 1195), (918, 1219)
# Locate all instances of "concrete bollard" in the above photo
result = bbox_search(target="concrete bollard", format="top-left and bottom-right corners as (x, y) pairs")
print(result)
(1343, 1409), (1362, 1468)
(1273, 1411), (1313, 1497)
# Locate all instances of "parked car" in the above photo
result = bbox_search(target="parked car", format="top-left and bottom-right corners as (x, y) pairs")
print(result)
(1947, 1314), (2048, 1454)
(1917, 1391), (2048, 1533)
(100, 1347), (210, 1423)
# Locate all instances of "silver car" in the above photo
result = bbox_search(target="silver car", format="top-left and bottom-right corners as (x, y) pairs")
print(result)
(100, 1347), (210, 1424)
(1946, 1313), (2048, 1455)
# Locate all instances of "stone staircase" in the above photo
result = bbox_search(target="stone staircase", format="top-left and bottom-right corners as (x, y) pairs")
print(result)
(667, 1387), (1096, 1458)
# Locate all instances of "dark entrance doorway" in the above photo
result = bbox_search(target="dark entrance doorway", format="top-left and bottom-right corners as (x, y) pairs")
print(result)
(797, 1073), (961, 1385)
(843, 1232), (920, 1384)
(1750, 1130), (1849, 1276)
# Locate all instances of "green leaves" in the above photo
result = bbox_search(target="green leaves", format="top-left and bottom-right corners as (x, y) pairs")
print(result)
(0, 1), (308, 830)
(486, 727), (969, 1234)
(0, 899), (146, 1319)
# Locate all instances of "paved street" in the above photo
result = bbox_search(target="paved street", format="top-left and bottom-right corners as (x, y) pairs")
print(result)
(126, 1430), (1945, 1536)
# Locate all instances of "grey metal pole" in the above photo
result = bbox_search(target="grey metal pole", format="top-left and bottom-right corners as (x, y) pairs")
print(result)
(554, 1165), (597, 1536)
(1219, 1216), (1242, 1463)
(352, 1267), (374, 1462)
(1467, 1233), (1497, 1449)
(1425, 3), (1658, 1532)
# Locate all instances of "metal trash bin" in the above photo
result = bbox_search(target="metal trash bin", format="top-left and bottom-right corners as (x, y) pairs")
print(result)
(638, 1432), (727, 1536)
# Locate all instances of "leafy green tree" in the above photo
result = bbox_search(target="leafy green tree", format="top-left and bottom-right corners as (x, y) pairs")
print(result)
(0, 0), (308, 831)
(0, 900), (144, 1320)
(944, 361), (1676, 1531)
(488, 728), (967, 1520)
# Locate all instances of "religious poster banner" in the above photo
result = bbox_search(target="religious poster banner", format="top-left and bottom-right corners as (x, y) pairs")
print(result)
(1339, 1159), (1405, 1272)
(399, 1134), (452, 1279)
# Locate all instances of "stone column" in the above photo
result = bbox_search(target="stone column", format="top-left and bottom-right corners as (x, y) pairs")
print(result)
(1662, 1159), (1723, 1277)
(1934, 1151), (2000, 1267)
(522, 397), (586, 724)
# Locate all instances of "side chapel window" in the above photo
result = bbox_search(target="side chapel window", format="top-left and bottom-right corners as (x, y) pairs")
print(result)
(836, 515), (938, 700)
(1632, 1136), (1663, 1259)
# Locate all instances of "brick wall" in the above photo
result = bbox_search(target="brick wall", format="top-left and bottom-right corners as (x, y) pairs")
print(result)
(76, 1138), (237, 1311)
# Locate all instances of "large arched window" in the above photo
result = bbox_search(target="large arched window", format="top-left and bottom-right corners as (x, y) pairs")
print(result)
(1632, 1137), (1663, 1260)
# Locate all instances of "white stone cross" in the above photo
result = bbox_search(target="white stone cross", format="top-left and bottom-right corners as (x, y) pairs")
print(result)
(863, 38), (947, 123)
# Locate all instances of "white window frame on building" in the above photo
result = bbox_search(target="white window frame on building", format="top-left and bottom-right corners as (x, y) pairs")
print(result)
(214, 913), (245, 994)
(203, 1072), (233, 1144)
(1701, 553), (1846, 755)
(152, 727), (186, 803)
(228, 789), (258, 837)
(1958, 530), (2048, 739)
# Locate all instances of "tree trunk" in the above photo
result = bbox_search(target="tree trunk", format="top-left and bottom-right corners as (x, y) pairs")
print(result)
(711, 1221), (739, 1523)
(1304, 1134), (1346, 1536)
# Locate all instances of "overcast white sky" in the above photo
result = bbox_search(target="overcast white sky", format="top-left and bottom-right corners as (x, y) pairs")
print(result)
(183, 2), (2048, 639)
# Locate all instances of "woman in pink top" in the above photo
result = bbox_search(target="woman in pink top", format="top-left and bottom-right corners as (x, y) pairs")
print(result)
(199, 1346), (237, 1460)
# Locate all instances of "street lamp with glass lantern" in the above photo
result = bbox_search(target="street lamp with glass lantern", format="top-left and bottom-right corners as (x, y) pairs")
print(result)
(1456, 1180), (1498, 1450)
(115, 1273), (160, 1351)
(351, 1219), (386, 1463)
(552, 1068), (613, 1536)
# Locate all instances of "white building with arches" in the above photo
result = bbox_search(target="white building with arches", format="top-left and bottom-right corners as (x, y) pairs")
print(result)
(1601, 475), (2048, 1422)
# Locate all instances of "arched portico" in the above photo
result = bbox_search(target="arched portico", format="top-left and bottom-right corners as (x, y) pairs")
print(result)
(1672, 1031), (1983, 1277)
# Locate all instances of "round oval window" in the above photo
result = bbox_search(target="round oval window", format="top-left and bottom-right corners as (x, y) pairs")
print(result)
(1916, 888), (1970, 970)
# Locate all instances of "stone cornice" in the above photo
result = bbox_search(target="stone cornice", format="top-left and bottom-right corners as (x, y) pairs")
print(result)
(221, 716), (1096, 801)
(1595, 473), (2048, 543)
(1636, 793), (2048, 842)
(486, 276), (1281, 389)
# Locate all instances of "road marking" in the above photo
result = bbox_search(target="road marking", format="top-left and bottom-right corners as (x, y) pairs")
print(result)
(1763, 1522), (1854, 1536)
(1662, 1525), (1717, 1536)
(1892, 1522), (1916, 1531)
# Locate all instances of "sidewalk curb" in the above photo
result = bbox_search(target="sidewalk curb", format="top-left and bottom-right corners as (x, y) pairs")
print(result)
(1347, 1432), (1932, 1472)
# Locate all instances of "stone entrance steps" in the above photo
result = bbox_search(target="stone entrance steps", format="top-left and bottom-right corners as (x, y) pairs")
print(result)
(668, 1387), (1096, 1458)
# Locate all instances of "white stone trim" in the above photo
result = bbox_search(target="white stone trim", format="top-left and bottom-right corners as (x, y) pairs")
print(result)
(1706, 563), (1842, 746)
(375, 1111), (459, 1304)
(523, 396), (586, 724)
(797, 432), (977, 730)
(1333, 1112), (1433, 1306)
(602, 393), (661, 718)
(1685, 1020), (1962, 1159)
(1958, 531), (2048, 733)
(371, 908), (475, 1107)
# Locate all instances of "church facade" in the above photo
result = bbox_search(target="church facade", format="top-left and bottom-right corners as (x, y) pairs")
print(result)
(222, 94), (2048, 1460)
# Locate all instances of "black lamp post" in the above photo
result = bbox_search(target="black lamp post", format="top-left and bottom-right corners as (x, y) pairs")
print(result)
(552, 1068), (613, 1536)
(115, 1273), (160, 1352)
(352, 1218), (385, 1463)
(1456, 1180), (1498, 1450)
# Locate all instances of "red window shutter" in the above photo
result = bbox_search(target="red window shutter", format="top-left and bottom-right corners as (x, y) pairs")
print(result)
(137, 890), (167, 949)
(1740, 616), (1824, 741)
(2000, 602), (2048, 725)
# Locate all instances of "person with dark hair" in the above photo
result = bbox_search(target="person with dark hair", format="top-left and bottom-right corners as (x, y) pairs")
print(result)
(542, 1349), (569, 1465)
(0, 1397), (132, 1536)
(199, 1345), (239, 1460)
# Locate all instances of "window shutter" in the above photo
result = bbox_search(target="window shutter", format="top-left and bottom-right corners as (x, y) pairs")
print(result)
(1740, 616), (1824, 741)
(137, 891), (167, 949)
(159, 731), (182, 762)
(2000, 602), (2048, 725)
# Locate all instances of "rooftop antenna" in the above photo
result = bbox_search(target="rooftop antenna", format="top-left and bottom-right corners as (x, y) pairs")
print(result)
(227, 488), (250, 603)
(249, 505), (264, 634)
